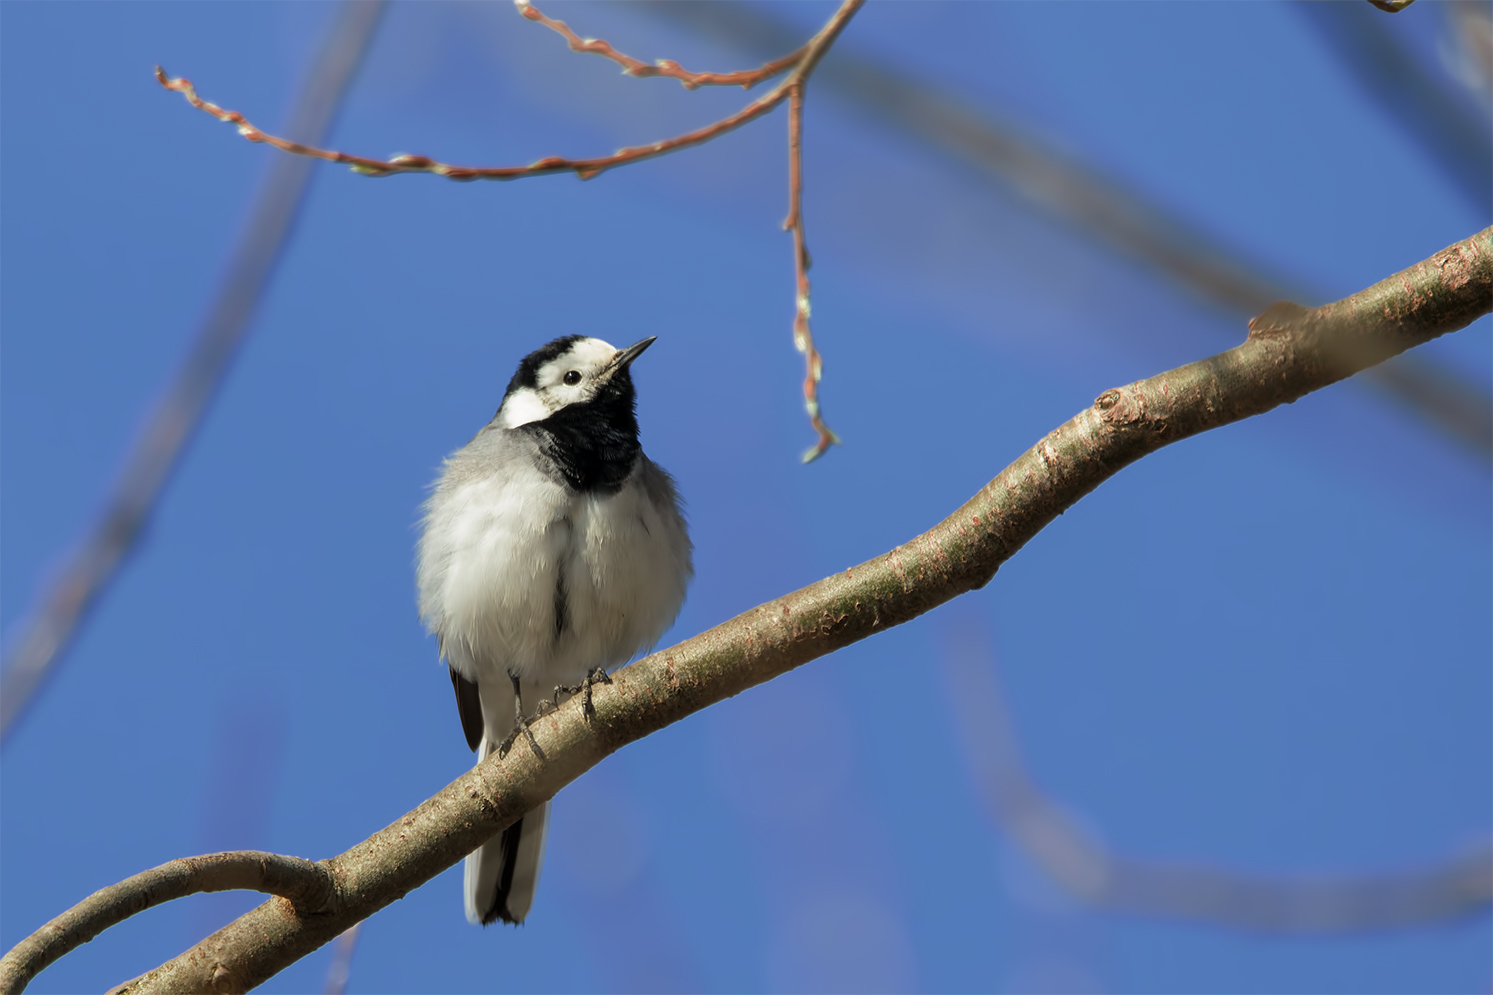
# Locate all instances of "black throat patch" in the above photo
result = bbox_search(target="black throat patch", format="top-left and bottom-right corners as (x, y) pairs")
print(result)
(523, 369), (641, 494)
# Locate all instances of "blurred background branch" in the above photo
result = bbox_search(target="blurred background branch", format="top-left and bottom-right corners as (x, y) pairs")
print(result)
(320, 924), (361, 995)
(1298, 2), (1489, 217)
(1451, 1), (1493, 93)
(0, 0), (385, 745)
(943, 620), (1493, 932)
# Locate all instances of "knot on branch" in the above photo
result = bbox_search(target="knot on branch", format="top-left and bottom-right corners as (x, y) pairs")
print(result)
(1095, 386), (1146, 427)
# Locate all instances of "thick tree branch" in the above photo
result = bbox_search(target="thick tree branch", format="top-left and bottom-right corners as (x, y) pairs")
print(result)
(12, 230), (1487, 995)
(0, 852), (332, 993)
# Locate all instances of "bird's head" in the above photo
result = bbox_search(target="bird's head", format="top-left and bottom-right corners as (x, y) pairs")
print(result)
(496, 335), (656, 429)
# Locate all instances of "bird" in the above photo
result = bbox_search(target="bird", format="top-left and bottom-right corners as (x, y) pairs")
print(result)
(416, 334), (692, 925)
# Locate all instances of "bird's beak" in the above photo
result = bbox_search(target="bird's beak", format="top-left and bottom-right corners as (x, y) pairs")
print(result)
(612, 336), (657, 370)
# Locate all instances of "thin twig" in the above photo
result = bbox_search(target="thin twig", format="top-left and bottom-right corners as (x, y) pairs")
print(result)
(942, 620), (1493, 932)
(0, 852), (333, 993)
(154, 62), (788, 183)
(518, 0), (806, 90)
(785, 82), (839, 462)
(79, 231), (1493, 995)
(0, 0), (386, 745)
(155, 0), (865, 458)
(154, 0), (862, 185)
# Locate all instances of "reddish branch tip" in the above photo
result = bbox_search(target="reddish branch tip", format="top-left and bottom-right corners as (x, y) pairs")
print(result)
(784, 80), (841, 463)
(801, 428), (841, 464)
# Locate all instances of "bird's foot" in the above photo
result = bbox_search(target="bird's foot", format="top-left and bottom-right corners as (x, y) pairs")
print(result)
(582, 666), (614, 718)
(553, 667), (613, 721)
(498, 670), (543, 760)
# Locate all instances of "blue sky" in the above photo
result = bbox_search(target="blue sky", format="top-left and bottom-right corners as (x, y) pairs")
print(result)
(2, 3), (1489, 992)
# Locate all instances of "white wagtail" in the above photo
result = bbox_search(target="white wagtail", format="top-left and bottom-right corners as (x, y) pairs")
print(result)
(417, 335), (693, 925)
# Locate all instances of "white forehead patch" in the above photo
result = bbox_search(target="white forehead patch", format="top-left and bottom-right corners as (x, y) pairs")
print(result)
(533, 337), (617, 387)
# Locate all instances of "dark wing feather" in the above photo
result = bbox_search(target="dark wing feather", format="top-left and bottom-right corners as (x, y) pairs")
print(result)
(449, 667), (484, 752)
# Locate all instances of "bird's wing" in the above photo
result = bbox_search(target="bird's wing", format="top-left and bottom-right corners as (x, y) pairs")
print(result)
(449, 665), (484, 752)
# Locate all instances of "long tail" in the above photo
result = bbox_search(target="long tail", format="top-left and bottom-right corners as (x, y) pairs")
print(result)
(464, 734), (551, 925)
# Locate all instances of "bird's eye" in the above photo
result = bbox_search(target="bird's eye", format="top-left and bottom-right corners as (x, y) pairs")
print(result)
(562, 370), (582, 386)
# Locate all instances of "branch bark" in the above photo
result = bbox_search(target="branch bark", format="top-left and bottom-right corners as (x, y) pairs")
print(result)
(10, 229), (1487, 994)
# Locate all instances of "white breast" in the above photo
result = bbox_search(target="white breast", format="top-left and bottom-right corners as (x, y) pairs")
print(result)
(417, 445), (691, 692)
